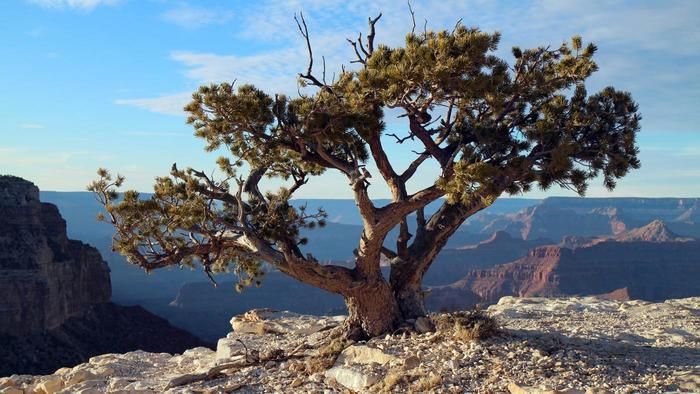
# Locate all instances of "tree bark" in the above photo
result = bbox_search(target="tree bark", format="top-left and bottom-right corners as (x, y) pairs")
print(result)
(394, 281), (427, 319)
(343, 279), (401, 339)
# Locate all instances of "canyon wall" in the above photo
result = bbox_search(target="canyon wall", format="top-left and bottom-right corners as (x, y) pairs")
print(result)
(0, 176), (110, 335)
(0, 176), (207, 376)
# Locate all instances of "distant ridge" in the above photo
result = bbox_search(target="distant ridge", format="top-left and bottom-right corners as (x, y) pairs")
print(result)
(428, 223), (700, 311)
(613, 220), (694, 243)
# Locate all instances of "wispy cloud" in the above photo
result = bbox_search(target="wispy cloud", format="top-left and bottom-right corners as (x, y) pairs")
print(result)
(26, 0), (120, 11)
(161, 3), (234, 29)
(115, 93), (192, 116)
(117, 0), (700, 132)
(115, 49), (304, 117)
(21, 123), (45, 129)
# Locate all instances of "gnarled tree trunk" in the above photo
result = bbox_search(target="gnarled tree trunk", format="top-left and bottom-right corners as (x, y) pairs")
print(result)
(343, 279), (401, 338)
(389, 257), (429, 319)
(394, 280), (427, 320)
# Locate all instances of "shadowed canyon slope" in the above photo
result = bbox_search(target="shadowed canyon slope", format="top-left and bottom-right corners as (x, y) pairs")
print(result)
(0, 176), (207, 376)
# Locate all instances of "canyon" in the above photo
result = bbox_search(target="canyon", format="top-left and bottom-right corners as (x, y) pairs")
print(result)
(429, 221), (700, 311)
(36, 192), (700, 342)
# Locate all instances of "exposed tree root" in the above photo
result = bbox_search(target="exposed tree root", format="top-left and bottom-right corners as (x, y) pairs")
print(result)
(165, 342), (308, 389)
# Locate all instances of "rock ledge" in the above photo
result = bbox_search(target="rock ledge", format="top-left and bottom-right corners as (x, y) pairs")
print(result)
(2, 296), (698, 393)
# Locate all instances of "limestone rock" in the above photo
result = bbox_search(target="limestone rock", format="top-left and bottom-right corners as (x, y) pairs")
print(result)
(674, 369), (700, 391)
(403, 355), (420, 370)
(63, 369), (98, 387)
(230, 309), (343, 336)
(215, 336), (248, 363)
(414, 317), (436, 333)
(336, 345), (397, 366)
(35, 376), (63, 394)
(325, 365), (380, 391)
(508, 382), (584, 394)
(0, 377), (17, 390)
(0, 388), (23, 394)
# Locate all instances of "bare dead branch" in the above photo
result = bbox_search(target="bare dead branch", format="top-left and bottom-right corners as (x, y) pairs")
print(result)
(451, 18), (463, 34)
(347, 37), (367, 65)
(407, 0), (416, 34)
(366, 13), (382, 54)
(387, 132), (415, 144)
(294, 12), (331, 92)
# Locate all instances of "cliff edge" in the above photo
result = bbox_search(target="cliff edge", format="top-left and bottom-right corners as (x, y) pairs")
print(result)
(0, 176), (208, 376)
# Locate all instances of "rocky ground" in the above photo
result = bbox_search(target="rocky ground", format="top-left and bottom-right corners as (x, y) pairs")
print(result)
(1, 296), (698, 393)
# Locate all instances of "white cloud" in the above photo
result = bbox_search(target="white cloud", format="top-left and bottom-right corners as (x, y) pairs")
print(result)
(161, 3), (234, 29)
(27, 0), (120, 11)
(115, 48), (307, 117)
(115, 93), (192, 116)
(21, 123), (45, 129)
(116, 0), (699, 134)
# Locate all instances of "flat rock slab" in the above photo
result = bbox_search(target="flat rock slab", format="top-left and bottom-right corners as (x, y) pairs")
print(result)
(230, 309), (345, 336)
(324, 365), (380, 391)
(336, 345), (398, 366)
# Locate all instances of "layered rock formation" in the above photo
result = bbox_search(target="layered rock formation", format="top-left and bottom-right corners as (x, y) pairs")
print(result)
(429, 221), (700, 311)
(0, 176), (207, 376)
(468, 197), (700, 240)
(0, 176), (111, 335)
(426, 231), (552, 286)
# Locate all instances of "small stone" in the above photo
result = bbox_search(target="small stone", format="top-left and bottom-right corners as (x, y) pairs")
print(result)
(403, 355), (420, 370)
(508, 381), (585, 394)
(0, 388), (23, 394)
(215, 337), (247, 363)
(309, 373), (324, 383)
(0, 378), (17, 390)
(325, 366), (380, 391)
(414, 317), (435, 333)
(290, 377), (303, 388)
(447, 360), (459, 370)
(336, 345), (397, 366)
(585, 389), (612, 394)
(674, 370), (700, 391)
(36, 376), (64, 394)
(63, 370), (98, 387)
(54, 368), (71, 376)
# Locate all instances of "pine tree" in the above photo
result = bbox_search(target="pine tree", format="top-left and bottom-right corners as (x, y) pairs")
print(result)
(88, 13), (640, 338)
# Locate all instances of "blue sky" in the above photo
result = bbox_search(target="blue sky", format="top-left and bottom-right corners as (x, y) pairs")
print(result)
(1, 0), (699, 198)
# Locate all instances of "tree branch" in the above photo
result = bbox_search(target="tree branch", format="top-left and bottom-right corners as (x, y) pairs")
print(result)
(295, 12), (332, 93)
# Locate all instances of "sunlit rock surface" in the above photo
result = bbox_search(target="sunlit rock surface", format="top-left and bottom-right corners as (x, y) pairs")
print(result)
(4, 296), (698, 393)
